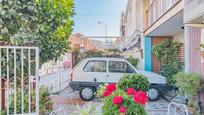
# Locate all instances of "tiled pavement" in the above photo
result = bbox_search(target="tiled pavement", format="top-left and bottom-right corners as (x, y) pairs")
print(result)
(50, 88), (185, 115)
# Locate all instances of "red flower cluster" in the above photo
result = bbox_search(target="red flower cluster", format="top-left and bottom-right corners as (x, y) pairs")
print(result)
(102, 84), (148, 114)
(126, 88), (135, 95)
(106, 84), (116, 91)
(103, 84), (116, 97)
(119, 106), (126, 113)
(134, 91), (148, 105)
(112, 96), (123, 106)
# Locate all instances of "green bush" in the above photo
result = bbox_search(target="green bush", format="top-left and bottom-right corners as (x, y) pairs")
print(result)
(152, 39), (182, 84)
(127, 56), (139, 68)
(173, 72), (201, 96)
(97, 74), (149, 115)
(117, 74), (149, 92)
(8, 87), (53, 114)
(201, 44), (204, 49)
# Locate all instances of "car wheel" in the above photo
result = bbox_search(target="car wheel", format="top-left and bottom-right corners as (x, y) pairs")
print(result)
(79, 87), (95, 101)
(148, 87), (160, 101)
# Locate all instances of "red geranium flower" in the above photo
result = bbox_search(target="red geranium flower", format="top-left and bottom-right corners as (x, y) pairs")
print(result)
(106, 84), (116, 91)
(134, 91), (148, 106)
(126, 88), (135, 95)
(103, 90), (112, 97)
(119, 106), (126, 113)
(112, 96), (123, 106)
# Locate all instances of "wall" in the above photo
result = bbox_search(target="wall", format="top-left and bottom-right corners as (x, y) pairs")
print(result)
(201, 28), (204, 44)
(173, 32), (184, 43)
(121, 50), (144, 70)
(184, 26), (202, 74)
(184, 0), (204, 23)
(124, 0), (137, 37)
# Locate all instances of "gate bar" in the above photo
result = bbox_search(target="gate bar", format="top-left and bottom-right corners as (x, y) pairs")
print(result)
(14, 48), (17, 114)
(0, 48), (1, 114)
(6, 48), (9, 115)
(35, 48), (39, 114)
(21, 49), (24, 114)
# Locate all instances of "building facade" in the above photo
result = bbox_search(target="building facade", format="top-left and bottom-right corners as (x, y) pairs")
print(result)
(68, 33), (97, 52)
(120, 0), (145, 70)
(121, 0), (204, 108)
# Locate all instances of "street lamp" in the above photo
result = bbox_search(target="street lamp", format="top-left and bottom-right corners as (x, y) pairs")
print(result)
(97, 21), (108, 42)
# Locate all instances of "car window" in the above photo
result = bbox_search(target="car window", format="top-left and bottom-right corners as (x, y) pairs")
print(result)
(109, 61), (135, 73)
(83, 60), (106, 72)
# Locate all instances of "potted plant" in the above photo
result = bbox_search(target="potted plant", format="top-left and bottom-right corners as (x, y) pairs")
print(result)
(173, 72), (201, 114)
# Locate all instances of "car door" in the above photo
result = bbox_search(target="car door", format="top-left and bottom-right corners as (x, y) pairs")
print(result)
(83, 60), (108, 82)
(108, 61), (136, 83)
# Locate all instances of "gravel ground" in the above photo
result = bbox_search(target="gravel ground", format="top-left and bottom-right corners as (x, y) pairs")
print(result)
(51, 88), (185, 115)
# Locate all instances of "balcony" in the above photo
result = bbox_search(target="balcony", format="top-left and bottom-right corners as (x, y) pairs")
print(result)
(146, 0), (182, 29)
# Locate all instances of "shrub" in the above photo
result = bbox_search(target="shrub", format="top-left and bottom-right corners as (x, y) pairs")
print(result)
(97, 84), (148, 115)
(117, 74), (149, 92)
(173, 72), (201, 96)
(127, 56), (139, 68)
(152, 39), (182, 84)
(8, 87), (53, 114)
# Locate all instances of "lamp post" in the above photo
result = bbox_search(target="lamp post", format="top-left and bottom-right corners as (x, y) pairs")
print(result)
(97, 21), (108, 42)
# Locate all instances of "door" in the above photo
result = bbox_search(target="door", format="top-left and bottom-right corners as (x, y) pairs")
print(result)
(108, 61), (136, 83)
(83, 60), (108, 82)
(152, 37), (168, 73)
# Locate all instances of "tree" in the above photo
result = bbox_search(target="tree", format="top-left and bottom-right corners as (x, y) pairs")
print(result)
(0, 0), (75, 65)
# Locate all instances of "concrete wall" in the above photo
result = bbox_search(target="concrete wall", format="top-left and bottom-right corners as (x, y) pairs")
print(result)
(173, 32), (184, 43)
(201, 28), (204, 44)
(184, 0), (204, 23)
(124, 0), (137, 37)
(121, 50), (143, 70)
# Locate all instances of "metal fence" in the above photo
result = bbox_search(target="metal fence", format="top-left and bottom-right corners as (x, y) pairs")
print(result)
(0, 46), (40, 115)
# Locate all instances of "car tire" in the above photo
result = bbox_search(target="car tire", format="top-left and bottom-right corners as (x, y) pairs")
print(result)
(148, 87), (160, 101)
(79, 87), (95, 101)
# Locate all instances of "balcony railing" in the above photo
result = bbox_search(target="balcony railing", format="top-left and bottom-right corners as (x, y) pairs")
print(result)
(146, 0), (181, 29)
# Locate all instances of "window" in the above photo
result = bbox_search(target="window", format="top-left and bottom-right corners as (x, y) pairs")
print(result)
(84, 60), (106, 72)
(109, 61), (135, 73)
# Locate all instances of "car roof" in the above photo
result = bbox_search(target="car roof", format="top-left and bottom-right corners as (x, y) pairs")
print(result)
(84, 57), (127, 61)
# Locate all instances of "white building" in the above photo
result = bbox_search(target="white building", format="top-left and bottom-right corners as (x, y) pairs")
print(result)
(120, 0), (144, 70)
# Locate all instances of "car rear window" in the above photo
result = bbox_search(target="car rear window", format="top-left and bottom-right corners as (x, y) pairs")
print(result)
(83, 60), (106, 72)
(109, 61), (135, 73)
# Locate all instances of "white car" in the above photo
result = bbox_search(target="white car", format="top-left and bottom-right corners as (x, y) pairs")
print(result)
(69, 57), (170, 101)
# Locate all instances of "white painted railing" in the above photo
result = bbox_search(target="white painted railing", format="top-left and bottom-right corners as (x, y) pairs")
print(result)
(40, 67), (70, 93)
(39, 53), (71, 93)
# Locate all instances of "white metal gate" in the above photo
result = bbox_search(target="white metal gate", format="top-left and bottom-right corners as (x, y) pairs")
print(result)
(0, 46), (39, 115)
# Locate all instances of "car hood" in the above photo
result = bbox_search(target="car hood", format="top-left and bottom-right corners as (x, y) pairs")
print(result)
(137, 70), (166, 84)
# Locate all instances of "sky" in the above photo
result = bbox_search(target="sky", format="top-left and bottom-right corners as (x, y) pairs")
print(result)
(72, 0), (127, 39)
